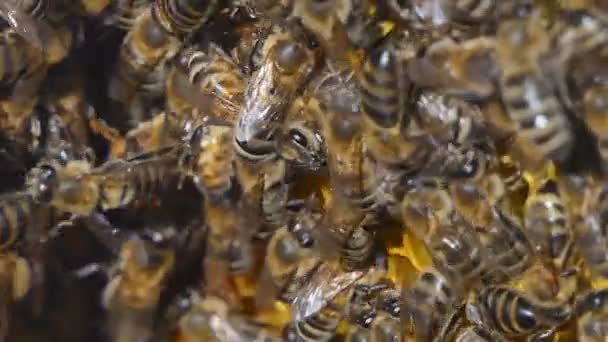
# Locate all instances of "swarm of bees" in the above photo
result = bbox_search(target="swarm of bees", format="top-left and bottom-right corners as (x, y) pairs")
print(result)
(1, 0), (608, 341)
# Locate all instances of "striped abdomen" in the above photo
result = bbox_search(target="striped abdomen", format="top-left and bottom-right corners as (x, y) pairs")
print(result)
(524, 179), (571, 269)
(294, 308), (341, 342)
(481, 209), (532, 281)
(479, 286), (571, 336)
(359, 44), (408, 130)
(341, 226), (375, 269)
(500, 72), (574, 164)
(151, 0), (218, 37)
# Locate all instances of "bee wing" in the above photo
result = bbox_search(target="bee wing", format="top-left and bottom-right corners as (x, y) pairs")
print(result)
(292, 262), (364, 321)
(0, 1), (45, 50)
(207, 314), (253, 342)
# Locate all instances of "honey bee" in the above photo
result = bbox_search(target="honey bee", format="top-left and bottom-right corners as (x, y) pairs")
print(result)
(402, 267), (465, 341)
(234, 22), (318, 160)
(576, 289), (608, 342)
(313, 67), (378, 268)
(182, 124), (253, 300)
(478, 207), (534, 283)
(496, 13), (575, 171)
(108, 7), (180, 128)
(467, 285), (572, 340)
(234, 23), (319, 238)
(524, 179), (573, 272)
(102, 233), (176, 342)
(179, 294), (283, 342)
(358, 33), (429, 170)
(41, 145), (182, 216)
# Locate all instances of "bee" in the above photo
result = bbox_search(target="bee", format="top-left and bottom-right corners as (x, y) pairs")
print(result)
(179, 294), (283, 342)
(496, 13), (575, 171)
(478, 207), (534, 283)
(358, 33), (430, 171)
(108, 7), (181, 128)
(102, 233), (176, 342)
(314, 67), (378, 268)
(234, 22), (319, 237)
(234, 22), (318, 161)
(151, 0), (218, 38)
(523, 179), (573, 272)
(467, 285), (572, 340)
(105, 0), (151, 31)
(41, 145), (183, 216)
(402, 267), (465, 341)
(576, 289), (608, 342)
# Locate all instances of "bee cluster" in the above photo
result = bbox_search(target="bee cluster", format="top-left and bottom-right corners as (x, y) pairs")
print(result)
(1, 0), (608, 341)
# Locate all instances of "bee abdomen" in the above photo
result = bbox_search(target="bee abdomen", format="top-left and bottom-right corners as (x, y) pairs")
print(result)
(340, 227), (375, 268)
(295, 310), (341, 342)
(480, 286), (571, 336)
(360, 46), (406, 129)
(501, 75), (573, 161)
(151, 0), (218, 37)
